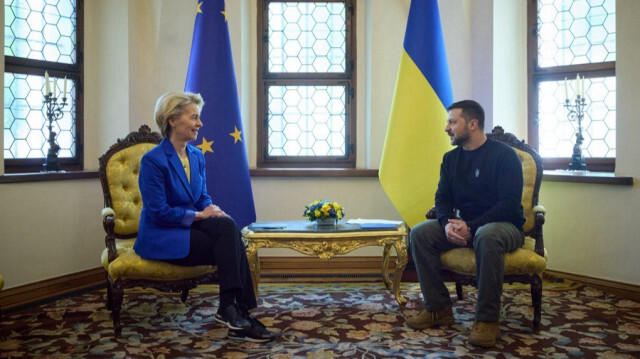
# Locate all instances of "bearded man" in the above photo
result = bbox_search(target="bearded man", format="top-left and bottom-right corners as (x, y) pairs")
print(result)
(406, 100), (525, 348)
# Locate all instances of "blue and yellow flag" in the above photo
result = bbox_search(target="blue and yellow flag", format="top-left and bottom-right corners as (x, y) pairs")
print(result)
(379, 0), (453, 228)
(185, 0), (256, 229)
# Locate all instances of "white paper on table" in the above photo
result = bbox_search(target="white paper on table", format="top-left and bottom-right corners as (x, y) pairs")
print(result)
(346, 218), (403, 225)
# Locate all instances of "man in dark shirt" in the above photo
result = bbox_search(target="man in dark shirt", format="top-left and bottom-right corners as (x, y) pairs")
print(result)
(405, 100), (525, 348)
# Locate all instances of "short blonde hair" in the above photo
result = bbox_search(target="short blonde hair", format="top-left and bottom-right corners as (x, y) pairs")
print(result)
(154, 92), (205, 138)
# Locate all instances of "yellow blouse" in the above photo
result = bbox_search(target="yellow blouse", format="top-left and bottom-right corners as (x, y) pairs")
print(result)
(180, 156), (190, 182)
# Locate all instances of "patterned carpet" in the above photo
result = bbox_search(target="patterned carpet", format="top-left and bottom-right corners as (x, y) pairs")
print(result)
(1, 280), (639, 358)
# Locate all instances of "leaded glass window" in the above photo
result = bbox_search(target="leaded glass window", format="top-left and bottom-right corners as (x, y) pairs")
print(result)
(258, 0), (355, 168)
(4, 0), (83, 173)
(267, 2), (346, 73)
(537, 0), (615, 67)
(537, 76), (615, 158)
(529, 0), (616, 171)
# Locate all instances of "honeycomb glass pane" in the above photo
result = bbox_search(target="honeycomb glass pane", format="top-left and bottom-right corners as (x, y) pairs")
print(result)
(537, 0), (615, 67)
(537, 76), (615, 158)
(267, 85), (346, 156)
(4, 0), (77, 64)
(267, 2), (346, 73)
(4, 72), (77, 159)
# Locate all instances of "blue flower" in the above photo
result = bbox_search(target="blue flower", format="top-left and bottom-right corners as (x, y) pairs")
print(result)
(303, 200), (345, 221)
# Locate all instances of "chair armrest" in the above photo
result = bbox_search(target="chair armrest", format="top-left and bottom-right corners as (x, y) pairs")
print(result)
(532, 205), (546, 214)
(533, 206), (545, 256)
(102, 207), (118, 263)
(425, 204), (547, 256)
(102, 207), (115, 221)
(425, 206), (436, 220)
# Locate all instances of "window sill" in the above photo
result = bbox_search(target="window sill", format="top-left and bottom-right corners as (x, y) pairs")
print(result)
(543, 170), (634, 186)
(0, 170), (98, 184)
(250, 168), (378, 177)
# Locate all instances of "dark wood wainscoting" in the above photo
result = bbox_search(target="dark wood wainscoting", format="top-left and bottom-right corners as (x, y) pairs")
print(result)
(0, 268), (105, 312)
(545, 270), (640, 302)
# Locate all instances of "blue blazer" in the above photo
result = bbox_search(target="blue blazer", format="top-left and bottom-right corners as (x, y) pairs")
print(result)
(134, 138), (213, 260)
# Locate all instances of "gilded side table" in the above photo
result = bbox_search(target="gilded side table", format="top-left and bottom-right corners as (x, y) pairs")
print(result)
(241, 220), (408, 305)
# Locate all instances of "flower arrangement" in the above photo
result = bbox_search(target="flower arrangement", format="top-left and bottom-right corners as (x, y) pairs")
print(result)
(303, 200), (345, 221)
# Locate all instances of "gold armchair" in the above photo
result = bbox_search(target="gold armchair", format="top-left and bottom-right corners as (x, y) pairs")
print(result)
(426, 126), (547, 330)
(99, 125), (218, 334)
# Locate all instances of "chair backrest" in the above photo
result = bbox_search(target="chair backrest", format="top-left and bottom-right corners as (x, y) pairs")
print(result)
(99, 125), (162, 238)
(486, 126), (543, 234)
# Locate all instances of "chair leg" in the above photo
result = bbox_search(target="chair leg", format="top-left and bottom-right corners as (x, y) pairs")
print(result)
(106, 278), (113, 310)
(180, 289), (190, 303)
(455, 282), (464, 300)
(111, 279), (124, 335)
(531, 274), (543, 331)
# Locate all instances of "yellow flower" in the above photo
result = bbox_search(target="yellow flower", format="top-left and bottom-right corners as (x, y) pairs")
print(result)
(304, 200), (345, 221)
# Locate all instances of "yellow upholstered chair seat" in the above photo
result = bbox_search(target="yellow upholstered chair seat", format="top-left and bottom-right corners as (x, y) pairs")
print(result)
(99, 125), (219, 334)
(100, 240), (216, 281)
(441, 236), (547, 276)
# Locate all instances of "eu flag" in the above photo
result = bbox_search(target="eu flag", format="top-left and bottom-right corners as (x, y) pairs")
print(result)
(379, 0), (453, 228)
(185, 0), (256, 229)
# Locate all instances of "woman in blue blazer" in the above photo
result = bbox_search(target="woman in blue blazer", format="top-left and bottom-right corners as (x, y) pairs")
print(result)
(135, 92), (274, 343)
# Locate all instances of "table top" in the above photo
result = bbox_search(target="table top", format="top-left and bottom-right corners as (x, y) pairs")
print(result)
(246, 220), (405, 234)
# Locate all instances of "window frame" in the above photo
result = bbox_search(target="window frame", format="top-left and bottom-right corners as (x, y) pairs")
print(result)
(256, 0), (356, 168)
(527, 0), (616, 172)
(3, 0), (84, 174)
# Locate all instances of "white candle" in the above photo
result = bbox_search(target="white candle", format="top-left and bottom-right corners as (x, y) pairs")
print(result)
(44, 71), (51, 96)
(564, 77), (568, 101)
(63, 76), (68, 98)
(53, 78), (57, 98)
(575, 74), (581, 98)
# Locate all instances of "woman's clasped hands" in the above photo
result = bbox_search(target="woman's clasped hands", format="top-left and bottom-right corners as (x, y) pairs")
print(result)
(195, 204), (227, 221)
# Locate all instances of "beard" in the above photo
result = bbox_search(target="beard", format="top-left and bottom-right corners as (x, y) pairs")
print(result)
(451, 126), (471, 146)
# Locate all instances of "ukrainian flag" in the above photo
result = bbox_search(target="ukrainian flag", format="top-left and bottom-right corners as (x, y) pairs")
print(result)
(379, 0), (453, 228)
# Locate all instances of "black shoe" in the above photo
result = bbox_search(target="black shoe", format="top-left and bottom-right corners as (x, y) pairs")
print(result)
(228, 316), (275, 343)
(215, 303), (251, 330)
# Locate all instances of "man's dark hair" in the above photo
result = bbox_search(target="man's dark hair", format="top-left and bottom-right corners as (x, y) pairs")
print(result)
(447, 100), (485, 129)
